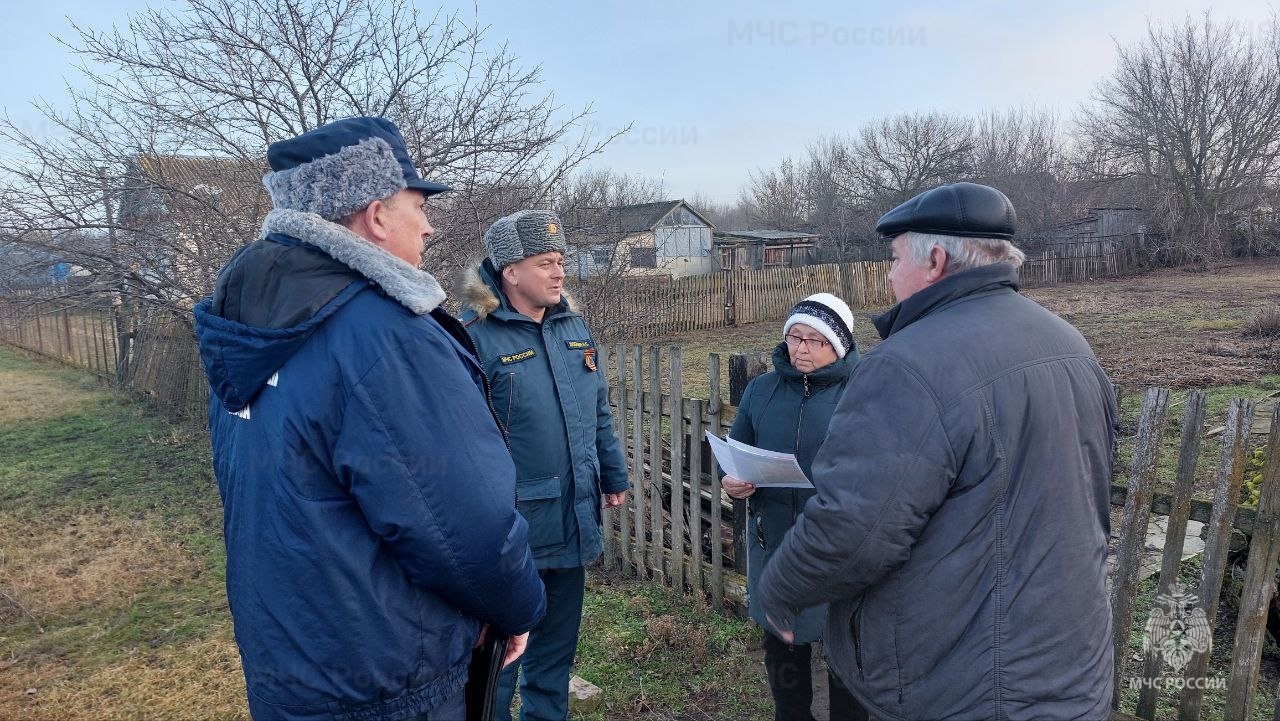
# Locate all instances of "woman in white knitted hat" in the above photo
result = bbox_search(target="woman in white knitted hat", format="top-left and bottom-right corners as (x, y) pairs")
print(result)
(722, 292), (867, 721)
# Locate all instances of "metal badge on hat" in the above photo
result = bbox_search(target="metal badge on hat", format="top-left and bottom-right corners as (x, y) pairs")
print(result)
(548, 221), (559, 235)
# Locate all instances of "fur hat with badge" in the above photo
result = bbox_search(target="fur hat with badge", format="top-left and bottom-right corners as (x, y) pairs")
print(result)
(262, 116), (451, 220)
(484, 210), (568, 269)
(784, 293), (856, 359)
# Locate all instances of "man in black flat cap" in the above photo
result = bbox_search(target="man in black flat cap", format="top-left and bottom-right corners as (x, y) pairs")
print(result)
(756, 182), (1116, 720)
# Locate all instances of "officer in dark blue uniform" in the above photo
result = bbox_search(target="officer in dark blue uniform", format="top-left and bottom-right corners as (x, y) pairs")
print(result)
(460, 210), (630, 721)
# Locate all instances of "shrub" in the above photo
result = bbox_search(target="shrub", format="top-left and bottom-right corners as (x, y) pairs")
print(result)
(1241, 306), (1280, 339)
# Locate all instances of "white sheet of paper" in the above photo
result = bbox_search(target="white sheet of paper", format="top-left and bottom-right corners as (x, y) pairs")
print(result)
(705, 431), (813, 488)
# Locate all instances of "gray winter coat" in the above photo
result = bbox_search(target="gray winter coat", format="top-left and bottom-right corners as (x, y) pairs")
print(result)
(756, 263), (1116, 721)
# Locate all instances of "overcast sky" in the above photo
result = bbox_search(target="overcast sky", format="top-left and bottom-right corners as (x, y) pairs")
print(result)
(3, 0), (1276, 203)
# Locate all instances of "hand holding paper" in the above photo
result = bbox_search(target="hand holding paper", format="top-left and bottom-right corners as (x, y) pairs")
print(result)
(705, 432), (813, 488)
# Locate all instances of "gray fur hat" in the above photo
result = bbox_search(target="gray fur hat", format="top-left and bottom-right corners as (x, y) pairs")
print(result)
(484, 210), (568, 269)
(263, 116), (450, 220)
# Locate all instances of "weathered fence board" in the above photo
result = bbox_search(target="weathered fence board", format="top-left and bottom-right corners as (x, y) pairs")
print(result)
(1223, 406), (1280, 718)
(708, 353), (726, 610)
(1136, 390), (1206, 718)
(669, 346), (685, 590)
(1112, 388), (1172, 707)
(1179, 397), (1256, 719)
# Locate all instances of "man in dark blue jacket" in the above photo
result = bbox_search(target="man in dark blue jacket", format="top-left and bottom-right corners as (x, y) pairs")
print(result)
(195, 117), (546, 721)
(757, 183), (1116, 720)
(459, 210), (630, 721)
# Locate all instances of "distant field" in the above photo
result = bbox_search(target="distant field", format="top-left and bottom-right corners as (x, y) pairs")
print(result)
(641, 257), (1280, 400)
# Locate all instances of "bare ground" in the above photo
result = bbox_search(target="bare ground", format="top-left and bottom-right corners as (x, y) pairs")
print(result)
(1023, 259), (1280, 390)
(655, 258), (1280, 397)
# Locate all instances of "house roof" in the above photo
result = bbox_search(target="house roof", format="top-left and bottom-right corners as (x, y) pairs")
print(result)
(1049, 206), (1146, 232)
(617, 200), (683, 232)
(120, 153), (271, 223)
(714, 230), (818, 243)
(562, 200), (714, 236)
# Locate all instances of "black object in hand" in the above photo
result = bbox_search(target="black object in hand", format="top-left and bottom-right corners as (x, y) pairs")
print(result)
(464, 634), (509, 721)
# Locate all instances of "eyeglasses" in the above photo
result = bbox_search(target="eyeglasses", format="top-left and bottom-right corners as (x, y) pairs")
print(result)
(784, 334), (829, 350)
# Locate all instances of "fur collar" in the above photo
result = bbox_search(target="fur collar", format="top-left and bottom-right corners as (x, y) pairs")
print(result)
(458, 261), (577, 321)
(261, 208), (446, 315)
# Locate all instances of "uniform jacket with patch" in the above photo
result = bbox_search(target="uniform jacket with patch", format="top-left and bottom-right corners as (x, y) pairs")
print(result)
(459, 259), (630, 570)
(194, 209), (546, 721)
(730, 342), (856, 644)
(756, 263), (1116, 721)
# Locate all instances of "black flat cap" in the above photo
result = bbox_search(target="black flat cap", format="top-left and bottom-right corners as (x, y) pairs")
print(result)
(875, 182), (1016, 240)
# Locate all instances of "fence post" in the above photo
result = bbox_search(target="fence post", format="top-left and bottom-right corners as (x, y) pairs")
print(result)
(34, 305), (44, 352)
(1179, 397), (1256, 719)
(727, 352), (769, 576)
(1223, 406), (1280, 719)
(1136, 390), (1207, 719)
(669, 346), (685, 592)
(113, 298), (133, 386)
(689, 398), (705, 596)
(630, 346), (646, 577)
(1111, 387), (1171, 708)
(614, 343), (630, 574)
(648, 346), (664, 583)
(708, 353), (725, 609)
(60, 309), (73, 361)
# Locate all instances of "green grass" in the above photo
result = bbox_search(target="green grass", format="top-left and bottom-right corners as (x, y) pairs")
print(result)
(572, 575), (769, 720)
(1116, 375), (1280, 500)
(0, 347), (228, 679)
(1115, 555), (1280, 720)
(1187, 319), (1244, 331)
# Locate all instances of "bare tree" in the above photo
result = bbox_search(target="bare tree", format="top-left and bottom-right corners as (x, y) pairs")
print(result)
(740, 107), (1095, 261)
(838, 112), (976, 206)
(802, 137), (870, 259)
(0, 0), (620, 317)
(1077, 13), (1280, 259)
(973, 108), (1073, 237)
(743, 158), (809, 229)
(686, 192), (752, 229)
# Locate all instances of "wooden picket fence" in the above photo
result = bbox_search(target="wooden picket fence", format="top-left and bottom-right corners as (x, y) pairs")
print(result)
(1021, 234), (1144, 285)
(0, 296), (124, 377)
(1111, 389), (1280, 720)
(0, 296), (208, 418)
(576, 261), (894, 338)
(578, 235), (1146, 338)
(593, 343), (748, 610)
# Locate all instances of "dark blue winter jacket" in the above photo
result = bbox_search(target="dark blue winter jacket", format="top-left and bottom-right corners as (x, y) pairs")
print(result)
(194, 209), (546, 721)
(730, 342), (856, 643)
(458, 260), (630, 570)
